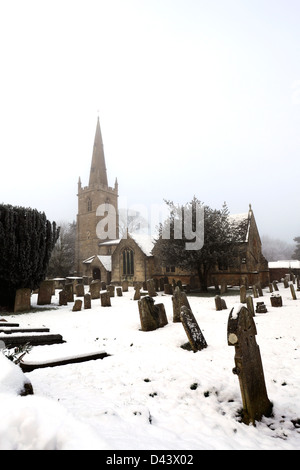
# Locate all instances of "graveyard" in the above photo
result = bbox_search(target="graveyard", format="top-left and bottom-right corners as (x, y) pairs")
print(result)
(0, 281), (300, 450)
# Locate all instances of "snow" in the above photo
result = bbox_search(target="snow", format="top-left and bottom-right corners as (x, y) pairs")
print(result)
(0, 284), (300, 450)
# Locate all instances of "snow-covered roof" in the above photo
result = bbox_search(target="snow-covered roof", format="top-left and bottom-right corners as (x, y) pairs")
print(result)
(129, 233), (155, 256)
(97, 255), (112, 271)
(268, 260), (300, 269)
(82, 255), (112, 271)
(98, 239), (121, 246)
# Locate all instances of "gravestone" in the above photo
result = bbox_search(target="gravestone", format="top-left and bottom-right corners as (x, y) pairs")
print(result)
(101, 291), (111, 307)
(220, 281), (227, 295)
(107, 285), (115, 297)
(72, 299), (82, 312)
(272, 281), (279, 292)
(134, 285), (141, 301)
(116, 287), (123, 297)
(146, 279), (157, 297)
(240, 285), (247, 304)
(246, 295), (255, 317)
(180, 306), (207, 352)
(59, 290), (68, 306)
(215, 295), (227, 311)
(252, 285), (259, 299)
(138, 296), (168, 332)
(159, 278), (165, 292)
(75, 283), (85, 297)
(90, 280), (101, 299)
(172, 286), (191, 323)
(255, 301), (267, 314)
(283, 278), (289, 288)
(290, 283), (297, 300)
(122, 280), (129, 292)
(37, 280), (54, 305)
(164, 284), (173, 295)
(64, 283), (74, 302)
(14, 288), (31, 313)
(227, 305), (272, 425)
(270, 293), (283, 307)
(101, 281), (107, 291)
(84, 293), (91, 309)
(269, 283), (273, 293)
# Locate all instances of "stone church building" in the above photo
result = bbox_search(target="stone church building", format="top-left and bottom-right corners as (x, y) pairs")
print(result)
(75, 118), (269, 288)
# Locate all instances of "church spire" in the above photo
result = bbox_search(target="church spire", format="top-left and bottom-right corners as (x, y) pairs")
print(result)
(89, 116), (108, 188)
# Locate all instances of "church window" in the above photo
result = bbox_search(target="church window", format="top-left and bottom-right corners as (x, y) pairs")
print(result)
(166, 266), (175, 273)
(87, 198), (92, 212)
(123, 249), (134, 276)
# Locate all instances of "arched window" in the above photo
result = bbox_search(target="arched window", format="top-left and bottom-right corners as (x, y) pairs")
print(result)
(87, 198), (92, 212)
(123, 249), (134, 276)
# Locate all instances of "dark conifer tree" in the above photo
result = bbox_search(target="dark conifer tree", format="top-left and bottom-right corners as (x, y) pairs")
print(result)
(0, 204), (60, 309)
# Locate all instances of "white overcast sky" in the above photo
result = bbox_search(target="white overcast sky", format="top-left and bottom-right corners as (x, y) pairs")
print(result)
(0, 0), (300, 244)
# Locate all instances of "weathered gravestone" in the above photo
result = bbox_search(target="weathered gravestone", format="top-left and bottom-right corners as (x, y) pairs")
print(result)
(84, 293), (91, 309)
(14, 288), (31, 313)
(164, 283), (173, 295)
(146, 279), (157, 297)
(116, 287), (123, 297)
(101, 291), (111, 307)
(138, 296), (168, 331)
(227, 305), (272, 425)
(272, 281), (279, 292)
(256, 283), (263, 297)
(255, 301), (267, 314)
(72, 299), (82, 312)
(246, 295), (255, 317)
(159, 278), (165, 292)
(269, 283), (273, 293)
(107, 285), (115, 297)
(252, 285), (259, 299)
(283, 278), (289, 288)
(75, 283), (85, 297)
(172, 286), (191, 323)
(64, 282), (74, 302)
(240, 285), (247, 304)
(90, 280), (101, 299)
(180, 306), (207, 352)
(215, 295), (227, 311)
(59, 290), (68, 306)
(37, 281), (54, 305)
(133, 285), (141, 301)
(270, 293), (283, 307)
(122, 280), (128, 292)
(290, 283), (297, 300)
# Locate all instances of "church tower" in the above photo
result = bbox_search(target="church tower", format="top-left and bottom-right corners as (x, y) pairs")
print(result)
(75, 117), (119, 275)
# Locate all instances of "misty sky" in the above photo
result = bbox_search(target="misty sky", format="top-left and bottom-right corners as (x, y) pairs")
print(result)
(0, 0), (299, 244)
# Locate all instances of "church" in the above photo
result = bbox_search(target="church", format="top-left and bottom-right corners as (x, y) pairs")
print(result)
(75, 118), (269, 288)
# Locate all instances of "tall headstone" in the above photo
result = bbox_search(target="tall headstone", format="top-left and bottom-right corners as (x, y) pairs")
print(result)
(37, 281), (54, 305)
(134, 285), (141, 301)
(164, 284), (173, 295)
(90, 280), (101, 299)
(75, 283), (85, 297)
(290, 283), (297, 300)
(14, 288), (31, 313)
(122, 280), (129, 292)
(84, 293), (91, 309)
(252, 285), (259, 299)
(64, 283), (74, 302)
(180, 306), (207, 352)
(227, 305), (272, 425)
(116, 287), (123, 297)
(59, 290), (68, 306)
(272, 281), (279, 291)
(107, 285), (115, 297)
(240, 285), (247, 304)
(101, 291), (111, 307)
(172, 286), (191, 323)
(146, 279), (157, 297)
(246, 295), (255, 317)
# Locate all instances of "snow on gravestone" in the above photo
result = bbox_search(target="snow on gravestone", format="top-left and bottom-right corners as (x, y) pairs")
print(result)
(138, 296), (168, 331)
(227, 304), (272, 425)
(180, 306), (207, 352)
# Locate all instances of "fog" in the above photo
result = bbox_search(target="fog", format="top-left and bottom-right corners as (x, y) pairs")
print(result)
(1, 0), (299, 244)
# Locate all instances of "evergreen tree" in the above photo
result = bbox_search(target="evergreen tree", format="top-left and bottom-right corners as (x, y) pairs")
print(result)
(0, 204), (60, 309)
(292, 237), (300, 260)
(153, 198), (245, 292)
(47, 221), (76, 278)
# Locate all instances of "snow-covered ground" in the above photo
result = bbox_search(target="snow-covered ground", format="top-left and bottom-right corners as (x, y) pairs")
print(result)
(0, 283), (299, 450)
